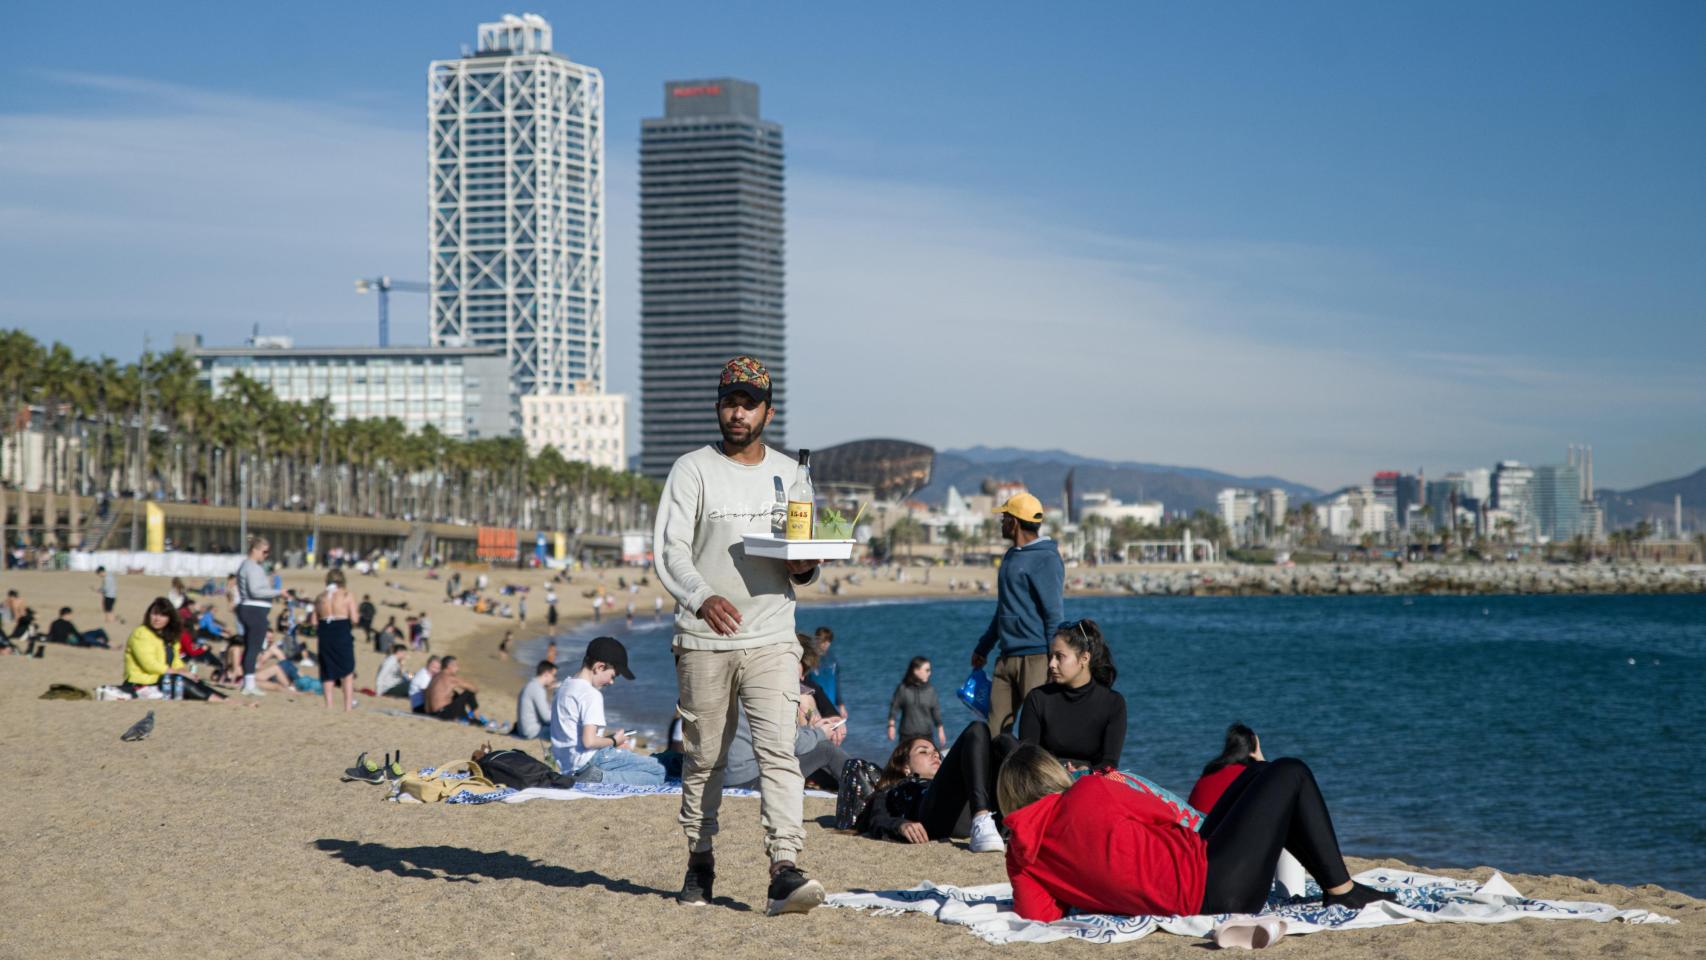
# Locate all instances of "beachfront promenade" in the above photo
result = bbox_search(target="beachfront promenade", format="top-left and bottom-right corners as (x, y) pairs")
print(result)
(1, 563), (1698, 959)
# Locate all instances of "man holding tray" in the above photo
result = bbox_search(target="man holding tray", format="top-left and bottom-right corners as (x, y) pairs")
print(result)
(654, 355), (826, 916)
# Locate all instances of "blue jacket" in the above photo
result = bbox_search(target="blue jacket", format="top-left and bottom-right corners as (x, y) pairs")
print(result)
(974, 537), (1065, 660)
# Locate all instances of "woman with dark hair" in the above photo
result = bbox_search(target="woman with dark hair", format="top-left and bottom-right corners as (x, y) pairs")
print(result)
(998, 743), (1396, 922)
(1015, 619), (1126, 770)
(887, 656), (946, 747)
(1188, 723), (1265, 815)
(854, 729), (1007, 854)
(122, 597), (227, 701)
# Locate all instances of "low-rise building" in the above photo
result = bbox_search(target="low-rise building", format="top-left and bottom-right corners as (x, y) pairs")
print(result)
(521, 391), (627, 471)
(183, 334), (510, 439)
(1079, 491), (1165, 527)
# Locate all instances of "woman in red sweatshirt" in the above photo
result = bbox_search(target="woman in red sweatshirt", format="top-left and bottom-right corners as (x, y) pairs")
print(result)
(998, 743), (1395, 920)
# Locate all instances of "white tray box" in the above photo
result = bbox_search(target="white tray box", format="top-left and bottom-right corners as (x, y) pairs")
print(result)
(741, 534), (857, 561)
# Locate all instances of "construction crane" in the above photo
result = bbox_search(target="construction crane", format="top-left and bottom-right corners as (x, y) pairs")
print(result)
(354, 276), (429, 347)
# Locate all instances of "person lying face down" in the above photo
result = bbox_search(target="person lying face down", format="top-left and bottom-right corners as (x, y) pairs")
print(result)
(996, 744), (1397, 923)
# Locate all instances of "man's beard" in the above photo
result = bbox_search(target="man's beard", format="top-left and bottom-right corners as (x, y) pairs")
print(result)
(719, 416), (766, 447)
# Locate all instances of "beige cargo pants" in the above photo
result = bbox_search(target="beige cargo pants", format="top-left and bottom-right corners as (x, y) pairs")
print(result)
(675, 639), (804, 864)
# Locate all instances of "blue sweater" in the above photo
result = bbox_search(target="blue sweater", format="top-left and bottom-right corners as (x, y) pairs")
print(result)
(974, 537), (1065, 659)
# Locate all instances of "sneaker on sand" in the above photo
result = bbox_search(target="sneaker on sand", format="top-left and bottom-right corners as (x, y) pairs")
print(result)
(765, 863), (825, 916)
(240, 687), (266, 697)
(969, 812), (1006, 853)
(677, 860), (715, 906)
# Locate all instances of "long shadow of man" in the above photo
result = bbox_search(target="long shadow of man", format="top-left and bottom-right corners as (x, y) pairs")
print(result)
(313, 839), (749, 910)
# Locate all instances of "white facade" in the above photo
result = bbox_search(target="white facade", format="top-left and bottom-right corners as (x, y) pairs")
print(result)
(521, 392), (626, 471)
(1079, 492), (1165, 527)
(429, 14), (605, 413)
(188, 338), (511, 440)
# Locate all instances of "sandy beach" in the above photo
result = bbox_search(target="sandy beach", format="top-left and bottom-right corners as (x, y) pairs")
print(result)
(1, 565), (1698, 959)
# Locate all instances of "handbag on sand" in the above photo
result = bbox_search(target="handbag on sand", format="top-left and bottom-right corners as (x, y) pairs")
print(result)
(396, 760), (500, 803)
(834, 758), (882, 831)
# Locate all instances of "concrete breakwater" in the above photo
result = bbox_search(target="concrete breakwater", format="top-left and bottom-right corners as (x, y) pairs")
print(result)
(1074, 563), (1706, 597)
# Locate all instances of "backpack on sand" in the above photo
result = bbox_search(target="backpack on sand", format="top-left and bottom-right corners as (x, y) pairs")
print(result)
(476, 748), (575, 790)
(835, 758), (882, 830)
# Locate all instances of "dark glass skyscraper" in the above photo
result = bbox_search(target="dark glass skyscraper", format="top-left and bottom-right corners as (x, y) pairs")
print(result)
(639, 78), (784, 478)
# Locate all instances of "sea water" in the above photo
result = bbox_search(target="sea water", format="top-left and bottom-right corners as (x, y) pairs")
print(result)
(530, 593), (1706, 895)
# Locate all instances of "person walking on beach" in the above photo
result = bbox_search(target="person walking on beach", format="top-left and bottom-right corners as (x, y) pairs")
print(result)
(96, 566), (119, 624)
(315, 569), (359, 712)
(970, 492), (1064, 735)
(655, 355), (826, 916)
(235, 537), (280, 696)
(888, 656), (947, 747)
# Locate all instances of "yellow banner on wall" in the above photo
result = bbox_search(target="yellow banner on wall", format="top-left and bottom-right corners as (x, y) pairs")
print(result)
(553, 531), (567, 561)
(145, 502), (165, 553)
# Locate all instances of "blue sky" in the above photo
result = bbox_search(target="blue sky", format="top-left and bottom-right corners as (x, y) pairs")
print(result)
(2, 1), (1702, 490)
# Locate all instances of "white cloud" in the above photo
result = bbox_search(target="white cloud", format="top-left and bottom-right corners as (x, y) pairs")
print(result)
(1, 74), (1700, 489)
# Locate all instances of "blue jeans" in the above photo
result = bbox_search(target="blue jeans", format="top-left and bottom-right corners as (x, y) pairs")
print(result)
(582, 747), (666, 786)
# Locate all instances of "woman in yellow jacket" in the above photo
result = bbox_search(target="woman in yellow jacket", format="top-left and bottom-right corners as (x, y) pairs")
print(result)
(124, 597), (226, 701)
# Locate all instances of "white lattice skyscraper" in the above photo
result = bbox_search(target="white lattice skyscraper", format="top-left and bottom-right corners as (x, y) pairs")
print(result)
(428, 14), (605, 420)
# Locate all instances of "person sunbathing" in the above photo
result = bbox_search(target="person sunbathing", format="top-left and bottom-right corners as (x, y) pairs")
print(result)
(996, 743), (1396, 922)
(48, 607), (111, 648)
(853, 729), (1007, 853)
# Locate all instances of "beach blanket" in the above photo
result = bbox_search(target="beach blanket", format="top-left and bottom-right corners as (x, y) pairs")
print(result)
(823, 868), (1675, 946)
(499, 782), (838, 803)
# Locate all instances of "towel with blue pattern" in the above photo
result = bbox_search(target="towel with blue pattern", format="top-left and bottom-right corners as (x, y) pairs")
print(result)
(824, 869), (1674, 945)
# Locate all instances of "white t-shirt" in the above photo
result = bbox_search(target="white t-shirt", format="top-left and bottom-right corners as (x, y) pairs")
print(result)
(549, 677), (605, 773)
(408, 667), (434, 709)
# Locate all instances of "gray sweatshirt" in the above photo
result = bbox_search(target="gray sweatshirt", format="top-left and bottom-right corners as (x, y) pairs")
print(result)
(723, 708), (826, 787)
(236, 557), (279, 608)
(888, 682), (943, 739)
(654, 444), (817, 651)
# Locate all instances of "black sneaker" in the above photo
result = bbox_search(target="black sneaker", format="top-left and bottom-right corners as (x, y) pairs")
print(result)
(764, 862), (825, 916)
(677, 860), (714, 906)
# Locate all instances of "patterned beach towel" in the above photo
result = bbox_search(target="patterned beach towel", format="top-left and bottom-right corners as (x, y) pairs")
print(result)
(498, 782), (837, 803)
(824, 869), (1675, 945)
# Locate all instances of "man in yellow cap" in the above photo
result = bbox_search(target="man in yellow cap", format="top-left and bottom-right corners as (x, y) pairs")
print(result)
(970, 491), (1065, 735)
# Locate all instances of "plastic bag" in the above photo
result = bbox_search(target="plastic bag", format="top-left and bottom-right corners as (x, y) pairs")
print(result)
(957, 669), (991, 720)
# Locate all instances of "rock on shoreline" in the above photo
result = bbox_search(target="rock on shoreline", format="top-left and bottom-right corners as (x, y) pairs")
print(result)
(1077, 563), (1706, 597)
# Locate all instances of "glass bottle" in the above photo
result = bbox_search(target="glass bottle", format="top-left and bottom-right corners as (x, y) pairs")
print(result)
(785, 449), (814, 541)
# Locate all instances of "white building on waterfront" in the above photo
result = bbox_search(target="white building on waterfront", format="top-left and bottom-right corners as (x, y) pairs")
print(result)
(182, 335), (510, 439)
(521, 390), (626, 471)
(429, 14), (606, 415)
(1079, 491), (1165, 527)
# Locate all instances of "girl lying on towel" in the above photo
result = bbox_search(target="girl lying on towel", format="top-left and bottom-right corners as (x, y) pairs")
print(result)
(997, 743), (1395, 922)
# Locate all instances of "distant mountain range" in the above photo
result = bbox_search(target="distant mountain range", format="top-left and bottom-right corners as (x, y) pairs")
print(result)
(913, 446), (1323, 515)
(1597, 466), (1706, 532)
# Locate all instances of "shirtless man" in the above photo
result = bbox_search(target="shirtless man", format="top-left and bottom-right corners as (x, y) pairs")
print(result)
(424, 654), (480, 721)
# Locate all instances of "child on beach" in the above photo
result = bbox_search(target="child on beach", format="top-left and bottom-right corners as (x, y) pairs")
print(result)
(548, 637), (665, 786)
(887, 656), (946, 747)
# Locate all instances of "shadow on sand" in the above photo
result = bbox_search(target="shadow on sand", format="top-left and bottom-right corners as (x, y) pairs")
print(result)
(314, 838), (750, 910)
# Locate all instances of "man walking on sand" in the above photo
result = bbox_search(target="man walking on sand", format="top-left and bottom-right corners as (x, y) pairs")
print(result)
(970, 492), (1065, 736)
(655, 355), (826, 916)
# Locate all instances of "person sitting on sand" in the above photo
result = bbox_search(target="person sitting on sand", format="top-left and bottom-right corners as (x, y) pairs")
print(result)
(887, 656), (946, 748)
(724, 652), (855, 792)
(996, 743), (1397, 922)
(374, 643), (410, 698)
(513, 659), (557, 740)
(122, 598), (226, 702)
(854, 729), (1008, 854)
(1188, 723), (1265, 815)
(1015, 619), (1126, 772)
(409, 655), (440, 713)
(548, 637), (664, 785)
(47, 607), (111, 648)
(424, 655), (480, 721)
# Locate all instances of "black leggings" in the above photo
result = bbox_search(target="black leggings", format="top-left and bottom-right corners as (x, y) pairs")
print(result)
(431, 689), (479, 721)
(237, 605), (269, 676)
(1199, 757), (1353, 914)
(919, 724), (1010, 840)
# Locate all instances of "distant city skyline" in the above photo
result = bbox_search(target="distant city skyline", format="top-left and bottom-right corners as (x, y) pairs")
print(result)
(2, 1), (1702, 490)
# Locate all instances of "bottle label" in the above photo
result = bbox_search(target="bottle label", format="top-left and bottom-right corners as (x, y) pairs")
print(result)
(785, 501), (814, 541)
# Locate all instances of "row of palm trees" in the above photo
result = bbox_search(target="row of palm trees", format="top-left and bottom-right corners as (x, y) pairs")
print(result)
(0, 329), (661, 551)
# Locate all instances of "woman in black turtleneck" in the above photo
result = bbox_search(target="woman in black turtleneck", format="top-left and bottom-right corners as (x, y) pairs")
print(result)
(1015, 619), (1125, 769)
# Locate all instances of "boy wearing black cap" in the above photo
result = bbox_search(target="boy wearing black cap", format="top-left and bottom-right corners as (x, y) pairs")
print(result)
(548, 636), (665, 786)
